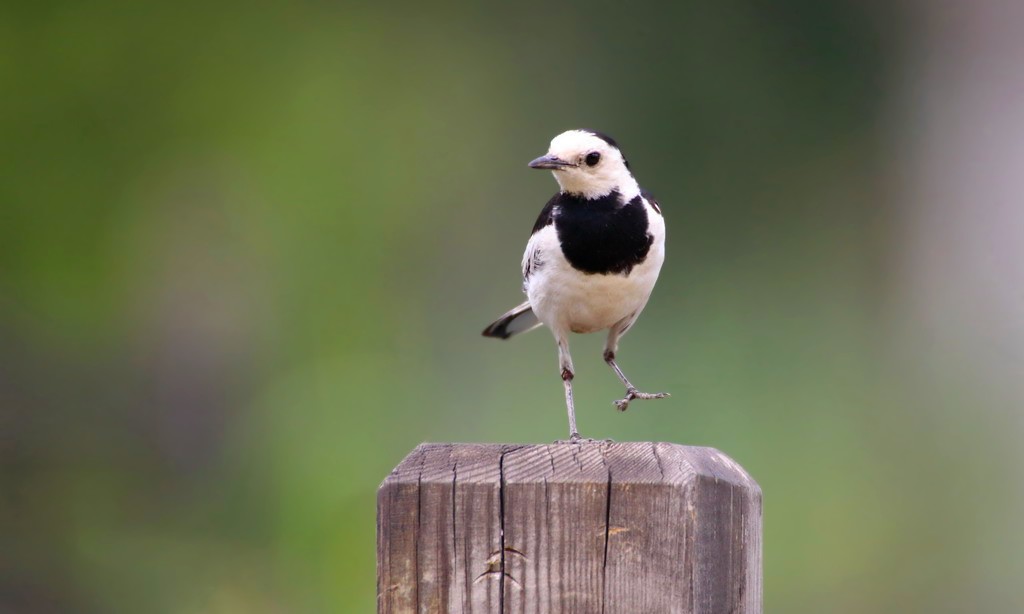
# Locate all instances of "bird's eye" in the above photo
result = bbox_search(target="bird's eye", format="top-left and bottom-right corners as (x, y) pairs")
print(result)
(585, 152), (601, 167)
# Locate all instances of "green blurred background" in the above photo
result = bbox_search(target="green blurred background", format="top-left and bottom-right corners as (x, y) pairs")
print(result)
(3, 1), (1023, 612)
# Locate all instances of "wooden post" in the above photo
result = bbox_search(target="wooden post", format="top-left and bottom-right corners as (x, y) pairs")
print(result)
(377, 442), (761, 614)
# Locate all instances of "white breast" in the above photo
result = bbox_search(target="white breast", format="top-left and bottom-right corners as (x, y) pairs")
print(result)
(523, 199), (665, 336)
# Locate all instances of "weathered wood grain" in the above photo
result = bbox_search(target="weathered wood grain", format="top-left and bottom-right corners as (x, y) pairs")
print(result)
(377, 442), (761, 614)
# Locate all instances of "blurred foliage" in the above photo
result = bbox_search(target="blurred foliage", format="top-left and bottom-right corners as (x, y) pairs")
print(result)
(2, 1), (1022, 613)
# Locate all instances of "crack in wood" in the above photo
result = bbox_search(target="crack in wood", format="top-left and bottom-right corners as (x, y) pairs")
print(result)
(414, 470), (422, 612)
(652, 442), (665, 481)
(450, 460), (460, 614)
(601, 448), (612, 614)
(474, 570), (521, 588)
(498, 450), (507, 613)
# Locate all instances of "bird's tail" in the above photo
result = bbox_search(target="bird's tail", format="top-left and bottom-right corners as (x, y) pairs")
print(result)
(482, 301), (542, 339)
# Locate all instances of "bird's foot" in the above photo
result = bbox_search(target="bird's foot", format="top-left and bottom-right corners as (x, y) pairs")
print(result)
(554, 432), (585, 444)
(614, 387), (670, 412)
(553, 433), (611, 445)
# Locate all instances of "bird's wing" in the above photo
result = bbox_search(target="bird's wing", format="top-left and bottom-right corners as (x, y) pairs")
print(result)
(530, 193), (559, 234)
(641, 189), (662, 215)
(522, 194), (559, 285)
(521, 233), (544, 288)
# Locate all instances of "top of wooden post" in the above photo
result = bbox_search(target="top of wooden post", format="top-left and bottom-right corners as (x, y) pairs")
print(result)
(380, 441), (758, 490)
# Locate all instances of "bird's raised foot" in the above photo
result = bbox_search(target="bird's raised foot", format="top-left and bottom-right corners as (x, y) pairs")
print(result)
(614, 387), (670, 412)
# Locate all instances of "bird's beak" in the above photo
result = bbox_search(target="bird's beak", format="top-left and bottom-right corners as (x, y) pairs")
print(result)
(528, 154), (576, 170)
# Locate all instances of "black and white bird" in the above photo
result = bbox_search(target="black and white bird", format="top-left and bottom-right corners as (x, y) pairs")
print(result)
(483, 129), (668, 441)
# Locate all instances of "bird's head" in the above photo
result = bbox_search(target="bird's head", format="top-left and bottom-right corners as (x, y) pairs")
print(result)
(528, 130), (639, 200)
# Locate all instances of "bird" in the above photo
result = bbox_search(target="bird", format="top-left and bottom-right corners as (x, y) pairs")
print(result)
(482, 129), (668, 442)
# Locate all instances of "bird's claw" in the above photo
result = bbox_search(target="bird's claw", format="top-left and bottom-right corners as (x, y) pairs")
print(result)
(614, 387), (670, 412)
(553, 433), (613, 445)
(553, 432), (583, 444)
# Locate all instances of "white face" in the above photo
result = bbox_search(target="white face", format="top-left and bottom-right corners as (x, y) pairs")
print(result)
(530, 130), (639, 200)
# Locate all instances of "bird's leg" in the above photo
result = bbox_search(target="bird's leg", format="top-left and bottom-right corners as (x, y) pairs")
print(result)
(557, 337), (583, 442)
(604, 344), (669, 412)
(561, 368), (581, 442)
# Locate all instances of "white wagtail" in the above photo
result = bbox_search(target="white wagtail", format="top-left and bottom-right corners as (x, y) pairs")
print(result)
(483, 129), (668, 441)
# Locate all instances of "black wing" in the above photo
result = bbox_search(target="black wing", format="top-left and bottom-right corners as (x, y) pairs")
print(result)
(531, 193), (559, 234)
(522, 193), (559, 284)
(641, 190), (662, 215)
